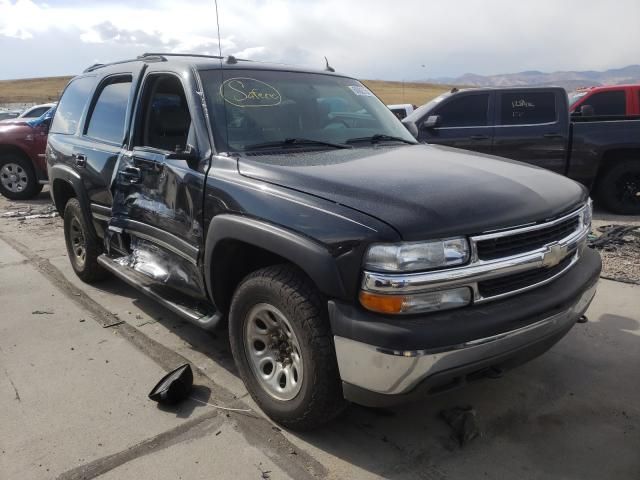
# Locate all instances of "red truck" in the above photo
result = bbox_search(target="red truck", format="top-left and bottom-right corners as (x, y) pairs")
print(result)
(569, 84), (640, 116)
(0, 111), (53, 199)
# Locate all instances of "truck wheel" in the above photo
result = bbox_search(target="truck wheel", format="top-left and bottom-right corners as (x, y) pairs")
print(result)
(63, 198), (107, 283)
(0, 154), (43, 200)
(229, 265), (346, 430)
(597, 159), (640, 214)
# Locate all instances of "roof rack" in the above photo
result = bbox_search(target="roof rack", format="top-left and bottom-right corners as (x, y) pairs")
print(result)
(139, 52), (250, 64)
(139, 52), (221, 60)
(84, 52), (251, 74)
(83, 57), (146, 73)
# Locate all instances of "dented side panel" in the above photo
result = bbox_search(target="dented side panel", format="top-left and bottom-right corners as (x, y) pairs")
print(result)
(110, 148), (209, 301)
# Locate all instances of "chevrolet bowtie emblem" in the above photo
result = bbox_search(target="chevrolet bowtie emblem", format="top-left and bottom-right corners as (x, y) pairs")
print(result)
(541, 243), (567, 268)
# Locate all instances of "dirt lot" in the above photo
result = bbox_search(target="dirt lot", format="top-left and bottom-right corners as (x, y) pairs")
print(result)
(1, 189), (639, 480)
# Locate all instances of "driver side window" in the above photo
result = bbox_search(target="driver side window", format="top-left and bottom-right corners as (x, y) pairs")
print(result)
(134, 74), (192, 152)
(435, 94), (490, 127)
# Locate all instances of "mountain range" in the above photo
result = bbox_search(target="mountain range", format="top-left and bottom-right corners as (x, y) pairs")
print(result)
(429, 65), (640, 90)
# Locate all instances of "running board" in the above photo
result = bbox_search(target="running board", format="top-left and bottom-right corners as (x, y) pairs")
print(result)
(97, 254), (222, 330)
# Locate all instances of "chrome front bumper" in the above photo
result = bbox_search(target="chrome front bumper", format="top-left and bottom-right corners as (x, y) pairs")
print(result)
(334, 282), (597, 397)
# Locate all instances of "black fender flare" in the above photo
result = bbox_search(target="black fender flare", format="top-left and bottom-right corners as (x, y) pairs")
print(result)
(48, 163), (100, 241)
(204, 214), (347, 302)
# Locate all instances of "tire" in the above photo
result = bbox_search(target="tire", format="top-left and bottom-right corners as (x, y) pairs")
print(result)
(0, 154), (43, 200)
(63, 198), (107, 283)
(229, 264), (346, 430)
(596, 159), (640, 214)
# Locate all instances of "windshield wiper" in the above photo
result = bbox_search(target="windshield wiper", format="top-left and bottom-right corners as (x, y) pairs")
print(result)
(345, 134), (416, 145)
(244, 138), (351, 151)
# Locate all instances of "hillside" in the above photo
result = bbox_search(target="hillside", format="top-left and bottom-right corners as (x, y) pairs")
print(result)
(0, 76), (73, 104)
(363, 80), (451, 106)
(0, 76), (449, 107)
(430, 65), (640, 90)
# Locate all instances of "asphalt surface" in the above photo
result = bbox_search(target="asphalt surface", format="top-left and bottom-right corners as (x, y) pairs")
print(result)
(1, 189), (639, 480)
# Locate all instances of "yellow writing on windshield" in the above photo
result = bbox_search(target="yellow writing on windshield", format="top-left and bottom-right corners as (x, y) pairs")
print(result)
(221, 78), (282, 107)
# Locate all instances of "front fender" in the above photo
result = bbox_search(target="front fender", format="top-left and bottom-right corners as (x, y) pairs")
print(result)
(204, 214), (347, 301)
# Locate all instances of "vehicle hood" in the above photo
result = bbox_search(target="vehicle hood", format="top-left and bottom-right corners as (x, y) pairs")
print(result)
(0, 122), (31, 138)
(0, 119), (28, 126)
(237, 144), (588, 240)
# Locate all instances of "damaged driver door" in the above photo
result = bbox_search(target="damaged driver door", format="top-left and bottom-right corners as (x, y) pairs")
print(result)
(109, 72), (212, 316)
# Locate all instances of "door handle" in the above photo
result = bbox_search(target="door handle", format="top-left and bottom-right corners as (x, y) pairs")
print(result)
(73, 153), (87, 167)
(120, 166), (142, 184)
(543, 133), (564, 139)
(469, 135), (489, 140)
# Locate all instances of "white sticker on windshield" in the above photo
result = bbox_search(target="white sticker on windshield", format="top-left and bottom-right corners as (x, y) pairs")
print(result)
(348, 85), (374, 97)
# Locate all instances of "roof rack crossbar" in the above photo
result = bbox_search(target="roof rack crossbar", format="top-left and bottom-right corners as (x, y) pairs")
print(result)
(139, 52), (224, 60)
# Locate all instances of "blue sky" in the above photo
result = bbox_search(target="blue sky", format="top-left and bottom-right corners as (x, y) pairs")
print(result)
(0, 0), (639, 80)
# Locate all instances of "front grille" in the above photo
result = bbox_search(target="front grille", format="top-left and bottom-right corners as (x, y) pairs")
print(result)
(477, 254), (574, 298)
(476, 216), (580, 260)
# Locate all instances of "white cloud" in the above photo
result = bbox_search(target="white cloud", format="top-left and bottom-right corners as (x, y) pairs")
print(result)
(0, 0), (639, 80)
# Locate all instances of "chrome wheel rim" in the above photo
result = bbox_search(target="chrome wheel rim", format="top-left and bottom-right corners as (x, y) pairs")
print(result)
(244, 303), (304, 401)
(69, 216), (87, 268)
(1, 162), (29, 193)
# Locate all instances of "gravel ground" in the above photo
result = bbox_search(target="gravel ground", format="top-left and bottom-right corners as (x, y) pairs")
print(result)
(592, 211), (640, 285)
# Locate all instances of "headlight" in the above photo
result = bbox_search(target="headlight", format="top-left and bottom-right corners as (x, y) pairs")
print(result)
(582, 198), (593, 230)
(364, 237), (469, 272)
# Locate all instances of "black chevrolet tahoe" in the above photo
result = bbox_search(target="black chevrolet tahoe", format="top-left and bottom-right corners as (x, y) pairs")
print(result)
(47, 54), (602, 430)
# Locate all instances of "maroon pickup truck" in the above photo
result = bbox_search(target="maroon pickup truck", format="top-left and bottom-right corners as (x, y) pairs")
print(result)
(0, 111), (52, 199)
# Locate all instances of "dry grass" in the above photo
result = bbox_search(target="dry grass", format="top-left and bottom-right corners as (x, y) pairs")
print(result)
(0, 75), (451, 107)
(364, 80), (452, 106)
(0, 76), (72, 104)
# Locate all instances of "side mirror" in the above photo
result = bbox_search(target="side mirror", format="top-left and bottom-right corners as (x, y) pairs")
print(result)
(580, 105), (594, 117)
(421, 115), (441, 129)
(401, 119), (419, 139)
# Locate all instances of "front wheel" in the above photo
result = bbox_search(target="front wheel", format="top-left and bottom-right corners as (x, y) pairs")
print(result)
(596, 159), (640, 214)
(229, 265), (346, 430)
(0, 154), (43, 200)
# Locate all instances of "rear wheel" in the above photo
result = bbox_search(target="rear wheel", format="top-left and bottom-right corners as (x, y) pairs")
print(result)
(0, 154), (43, 200)
(597, 159), (640, 214)
(229, 265), (346, 430)
(63, 198), (107, 283)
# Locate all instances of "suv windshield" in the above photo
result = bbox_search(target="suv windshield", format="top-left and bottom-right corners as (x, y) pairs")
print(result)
(199, 69), (416, 152)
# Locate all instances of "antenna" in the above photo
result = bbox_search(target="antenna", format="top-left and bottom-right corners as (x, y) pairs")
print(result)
(214, 0), (223, 58)
(213, 0), (230, 153)
(324, 56), (335, 72)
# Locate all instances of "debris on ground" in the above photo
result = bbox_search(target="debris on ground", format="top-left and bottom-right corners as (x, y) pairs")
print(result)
(440, 406), (481, 447)
(32, 310), (54, 315)
(148, 364), (194, 405)
(2, 205), (58, 220)
(589, 224), (640, 284)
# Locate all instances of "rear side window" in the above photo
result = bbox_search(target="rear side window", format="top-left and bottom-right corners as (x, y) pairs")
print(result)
(50, 76), (96, 135)
(583, 90), (626, 116)
(85, 76), (132, 144)
(499, 92), (556, 125)
(435, 94), (489, 127)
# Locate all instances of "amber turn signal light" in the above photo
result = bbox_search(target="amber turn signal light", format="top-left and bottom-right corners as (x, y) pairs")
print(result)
(359, 291), (404, 314)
